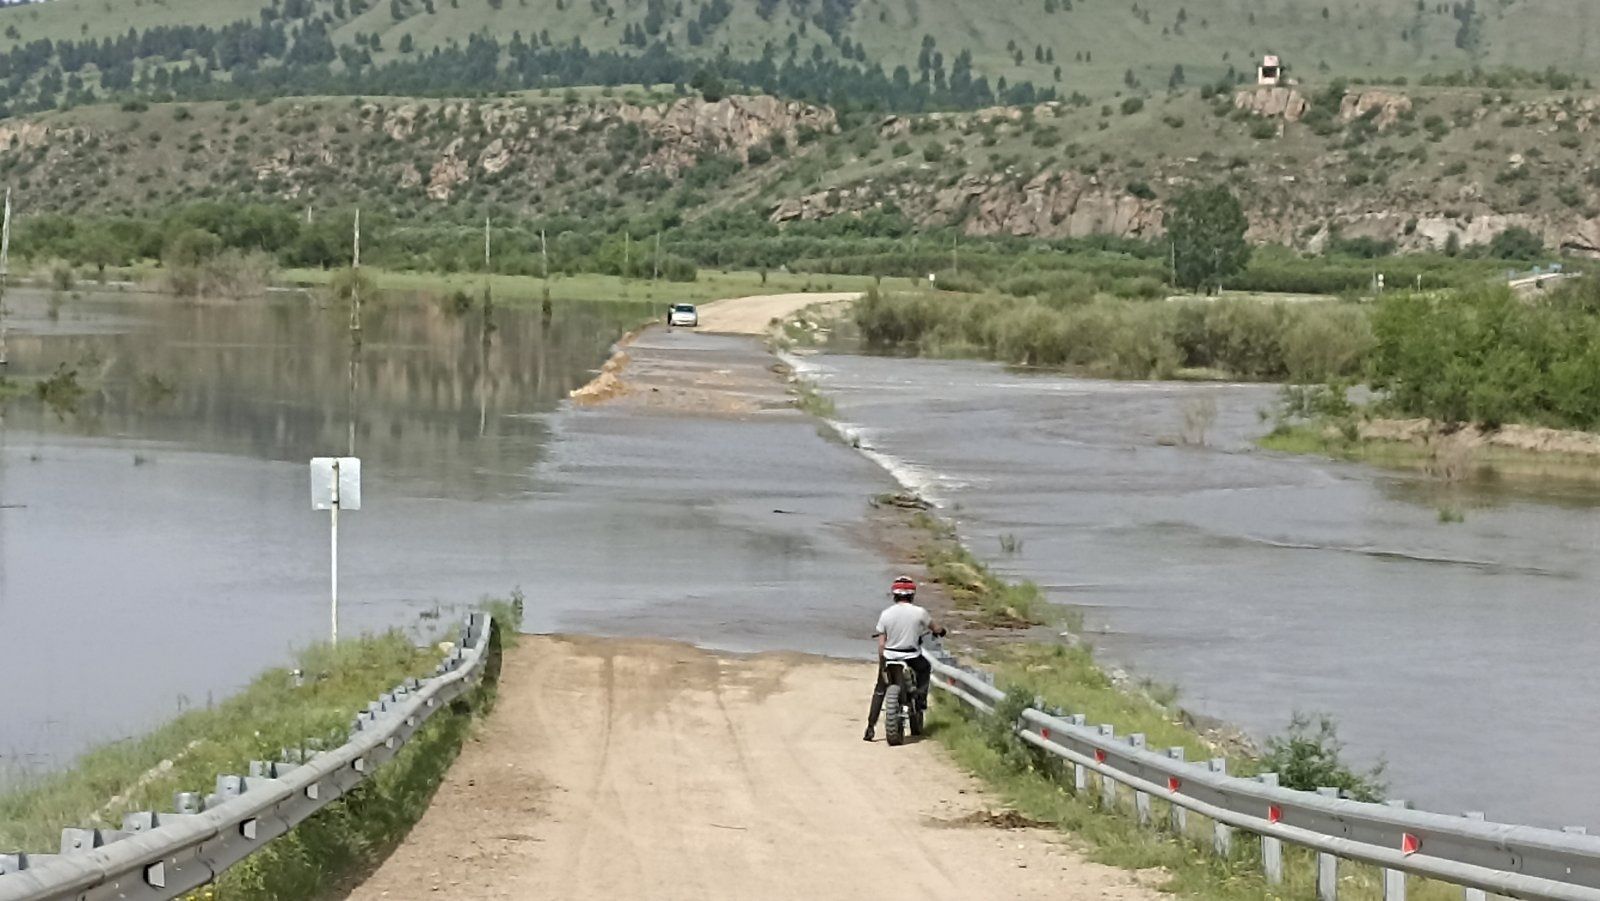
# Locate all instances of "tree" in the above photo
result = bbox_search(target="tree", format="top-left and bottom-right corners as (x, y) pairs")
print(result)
(1167, 184), (1251, 293)
(1487, 226), (1545, 261)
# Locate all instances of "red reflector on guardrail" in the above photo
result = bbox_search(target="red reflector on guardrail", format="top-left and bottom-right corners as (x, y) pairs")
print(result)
(1041, 727), (1051, 740)
(1168, 777), (1181, 793)
(1094, 749), (1107, 763)
(1269, 805), (1283, 824)
(1403, 833), (1421, 856)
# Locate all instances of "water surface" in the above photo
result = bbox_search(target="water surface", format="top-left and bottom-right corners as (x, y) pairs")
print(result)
(0, 290), (893, 779)
(798, 351), (1600, 829)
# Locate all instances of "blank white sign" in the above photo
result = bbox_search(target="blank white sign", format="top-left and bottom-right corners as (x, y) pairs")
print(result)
(310, 457), (362, 510)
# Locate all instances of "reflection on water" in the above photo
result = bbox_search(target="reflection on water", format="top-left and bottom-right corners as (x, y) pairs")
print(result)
(0, 288), (649, 777)
(1, 289), (648, 499)
(801, 351), (1600, 828)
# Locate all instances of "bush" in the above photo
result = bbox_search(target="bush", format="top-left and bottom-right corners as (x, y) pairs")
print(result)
(1263, 713), (1386, 801)
(922, 141), (946, 163)
(1487, 226), (1545, 261)
(1370, 284), (1600, 428)
(1120, 97), (1145, 115)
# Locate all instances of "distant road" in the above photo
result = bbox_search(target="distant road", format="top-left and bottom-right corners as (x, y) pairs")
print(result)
(694, 291), (861, 335)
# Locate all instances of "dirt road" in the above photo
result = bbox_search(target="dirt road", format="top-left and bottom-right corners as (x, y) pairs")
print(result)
(695, 291), (860, 335)
(346, 636), (1161, 900)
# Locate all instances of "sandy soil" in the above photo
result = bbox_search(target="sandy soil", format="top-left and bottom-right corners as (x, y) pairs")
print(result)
(346, 636), (1161, 901)
(694, 292), (861, 335)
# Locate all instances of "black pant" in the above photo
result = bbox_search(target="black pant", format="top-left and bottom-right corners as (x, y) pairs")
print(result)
(866, 654), (931, 728)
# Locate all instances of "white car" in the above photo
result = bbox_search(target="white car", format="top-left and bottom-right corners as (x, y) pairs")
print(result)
(668, 303), (699, 327)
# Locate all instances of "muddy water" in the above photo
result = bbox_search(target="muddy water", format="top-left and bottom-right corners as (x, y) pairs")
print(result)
(798, 352), (1600, 829)
(0, 290), (892, 778)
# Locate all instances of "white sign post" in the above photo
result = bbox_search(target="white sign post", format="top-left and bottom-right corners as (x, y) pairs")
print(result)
(310, 457), (361, 644)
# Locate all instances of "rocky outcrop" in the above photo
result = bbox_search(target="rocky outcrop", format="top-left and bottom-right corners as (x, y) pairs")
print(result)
(1233, 87), (1308, 121)
(0, 120), (52, 151)
(622, 94), (836, 170)
(1339, 90), (1412, 130)
(772, 170), (1164, 240)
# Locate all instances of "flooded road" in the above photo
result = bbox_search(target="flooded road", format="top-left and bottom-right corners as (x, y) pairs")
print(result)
(797, 352), (1600, 829)
(0, 290), (892, 777)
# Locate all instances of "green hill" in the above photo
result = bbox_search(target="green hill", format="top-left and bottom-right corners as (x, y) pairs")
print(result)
(2, 0), (1599, 118)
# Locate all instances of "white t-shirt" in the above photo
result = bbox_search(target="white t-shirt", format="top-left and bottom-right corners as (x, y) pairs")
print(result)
(876, 602), (931, 660)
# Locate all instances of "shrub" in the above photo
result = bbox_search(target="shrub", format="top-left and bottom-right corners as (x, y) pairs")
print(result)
(1120, 97), (1145, 115)
(1263, 714), (1386, 801)
(1487, 226), (1545, 261)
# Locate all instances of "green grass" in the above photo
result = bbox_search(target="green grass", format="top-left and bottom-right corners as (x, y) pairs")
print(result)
(930, 699), (1456, 901)
(900, 511), (1059, 629)
(0, 602), (519, 897)
(790, 376), (837, 418)
(283, 267), (875, 307)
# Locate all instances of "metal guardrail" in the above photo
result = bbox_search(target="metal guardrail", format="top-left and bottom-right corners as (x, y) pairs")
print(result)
(924, 648), (1600, 901)
(0, 612), (498, 901)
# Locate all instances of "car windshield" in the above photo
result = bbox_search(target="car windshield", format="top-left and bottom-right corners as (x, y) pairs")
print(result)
(672, 305), (696, 313)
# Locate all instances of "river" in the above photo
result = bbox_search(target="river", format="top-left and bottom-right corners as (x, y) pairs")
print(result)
(793, 350), (1600, 829)
(0, 288), (893, 779)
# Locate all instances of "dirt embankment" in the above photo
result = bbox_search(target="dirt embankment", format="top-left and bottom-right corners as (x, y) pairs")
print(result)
(345, 636), (1163, 901)
(1360, 418), (1600, 459)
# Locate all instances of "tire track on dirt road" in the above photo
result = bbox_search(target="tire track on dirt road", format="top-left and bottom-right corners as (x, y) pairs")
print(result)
(345, 636), (1167, 900)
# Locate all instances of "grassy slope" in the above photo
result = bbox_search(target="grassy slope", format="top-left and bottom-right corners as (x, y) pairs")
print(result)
(18, 80), (1600, 236)
(0, 632), (437, 850)
(4, 0), (1600, 93)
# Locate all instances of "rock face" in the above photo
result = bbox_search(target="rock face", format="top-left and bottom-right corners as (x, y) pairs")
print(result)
(1339, 90), (1413, 130)
(772, 170), (1165, 240)
(1233, 87), (1308, 121)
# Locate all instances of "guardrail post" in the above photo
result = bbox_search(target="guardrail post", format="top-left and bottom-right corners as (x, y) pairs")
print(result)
(1461, 813), (1486, 901)
(1384, 800), (1409, 901)
(1070, 715), (1087, 793)
(1317, 787), (1340, 901)
(1097, 725), (1117, 809)
(1257, 773), (1282, 885)
(1207, 759), (1231, 857)
(1165, 748), (1187, 835)
(1130, 735), (1151, 826)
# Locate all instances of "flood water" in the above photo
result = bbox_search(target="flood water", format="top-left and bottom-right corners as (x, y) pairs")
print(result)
(797, 351), (1600, 830)
(0, 288), (893, 779)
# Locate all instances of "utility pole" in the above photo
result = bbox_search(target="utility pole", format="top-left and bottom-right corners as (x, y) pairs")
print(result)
(0, 188), (10, 369)
(483, 215), (493, 314)
(652, 232), (660, 286)
(951, 232), (958, 274)
(348, 209), (362, 458)
(540, 227), (552, 311)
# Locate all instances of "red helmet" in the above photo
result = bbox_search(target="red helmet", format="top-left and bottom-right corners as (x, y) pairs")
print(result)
(891, 576), (917, 599)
